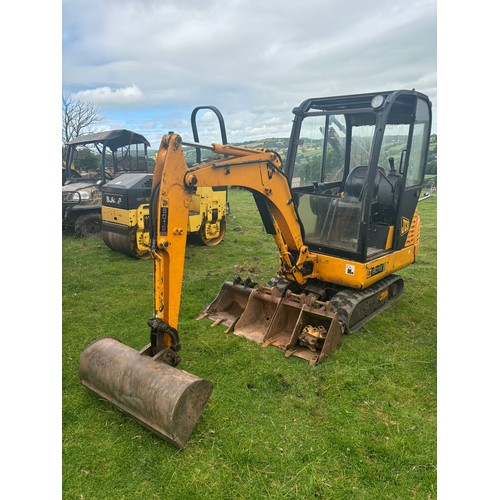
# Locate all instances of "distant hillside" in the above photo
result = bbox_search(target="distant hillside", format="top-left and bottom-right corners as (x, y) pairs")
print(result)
(236, 135), (437, 175)
(235, 137), (289, 157)
(150, 137), (291, 167)
(152, 134), (437, 174)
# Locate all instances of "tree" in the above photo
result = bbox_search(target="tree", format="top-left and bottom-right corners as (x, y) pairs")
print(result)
(425, 134), (437, 175)
(62, 94), (103, 145)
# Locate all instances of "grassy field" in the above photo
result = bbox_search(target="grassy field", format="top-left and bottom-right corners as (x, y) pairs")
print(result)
(62, 189), (437, 499)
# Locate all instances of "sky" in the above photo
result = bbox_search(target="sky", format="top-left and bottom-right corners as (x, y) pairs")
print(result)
(62, 0), (437, 149)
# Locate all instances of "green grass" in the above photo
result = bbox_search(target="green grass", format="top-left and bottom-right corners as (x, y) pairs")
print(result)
(63, 189), (437, 499)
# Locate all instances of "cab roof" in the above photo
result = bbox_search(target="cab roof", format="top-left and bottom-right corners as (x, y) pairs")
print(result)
(66, 129), (150, 150)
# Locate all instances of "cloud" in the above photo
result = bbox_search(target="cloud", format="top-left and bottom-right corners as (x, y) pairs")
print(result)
(72, 85), (144, 106)
(63, 0), (437, 141)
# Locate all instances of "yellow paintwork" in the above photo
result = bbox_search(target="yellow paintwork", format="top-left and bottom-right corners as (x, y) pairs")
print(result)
(102, 205), (138, 226)
(385, 226), (394, 250)
(293, 245), (416, 289)
(136, 204), (150, 252)
(151, 133), (421, 337)
(102, 185), (227, 255)
(405, 210), (420, 256)
(102, 204), (151, 254)
(186, 186), (227, 237)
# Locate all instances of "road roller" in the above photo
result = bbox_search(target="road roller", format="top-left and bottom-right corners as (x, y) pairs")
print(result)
(101, 174), (229, 258)
(101, 105), (230, 257)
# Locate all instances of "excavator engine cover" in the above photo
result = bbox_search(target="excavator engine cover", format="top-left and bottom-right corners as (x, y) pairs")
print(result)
(79, 337), (213, 448)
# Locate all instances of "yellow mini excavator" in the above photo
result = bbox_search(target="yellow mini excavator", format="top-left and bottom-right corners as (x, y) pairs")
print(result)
(79, 90), (432, 448)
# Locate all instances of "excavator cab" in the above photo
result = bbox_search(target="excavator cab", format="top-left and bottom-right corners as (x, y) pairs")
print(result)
(286, 91), (431, 262)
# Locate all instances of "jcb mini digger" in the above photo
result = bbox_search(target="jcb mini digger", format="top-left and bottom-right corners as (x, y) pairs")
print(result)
(79, 89), (432, 448)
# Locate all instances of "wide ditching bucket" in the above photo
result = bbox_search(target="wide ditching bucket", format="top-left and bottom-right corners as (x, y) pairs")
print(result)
(79, 337), (213, 449)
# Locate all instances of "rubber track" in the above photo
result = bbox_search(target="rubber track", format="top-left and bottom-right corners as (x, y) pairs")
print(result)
(329, 274), (404, 334)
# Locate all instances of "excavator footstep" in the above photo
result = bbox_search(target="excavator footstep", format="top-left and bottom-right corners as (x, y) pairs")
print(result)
(79, 337), (213, 448)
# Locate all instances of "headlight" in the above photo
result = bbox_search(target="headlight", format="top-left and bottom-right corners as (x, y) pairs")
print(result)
(66, 192), (79, 202)
(67, 190), (90, 201)
(78, 190), (91, 200)
(371, 95), (385, 109)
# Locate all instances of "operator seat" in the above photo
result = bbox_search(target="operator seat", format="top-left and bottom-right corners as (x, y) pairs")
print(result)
(343, 166), (399, 224)
(343, 165), (396, 201)
(344, 166), (374, 199)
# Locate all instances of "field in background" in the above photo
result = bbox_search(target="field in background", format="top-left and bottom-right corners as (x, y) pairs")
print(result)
(63, 189), (437, 499)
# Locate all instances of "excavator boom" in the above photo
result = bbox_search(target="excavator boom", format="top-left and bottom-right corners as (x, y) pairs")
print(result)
(147, 133), (319, 352)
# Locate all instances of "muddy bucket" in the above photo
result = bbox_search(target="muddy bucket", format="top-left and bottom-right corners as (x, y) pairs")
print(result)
(232, 286), (282, 343)
(196, 280), (254, 330)
(262, 291), (304, 350)
(79, 337), (213, 448)
(284, 302), (343, 365)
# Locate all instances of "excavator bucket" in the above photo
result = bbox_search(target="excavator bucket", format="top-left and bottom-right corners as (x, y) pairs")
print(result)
(79, 337), (213, 448)
(232, 286), (282, 343)
(283, 300), (343, 365)
(262, 291), (343, 365)
(262, 290), (304, 349)
(199, 282), (344, 364)
(196, 279), (254, 330)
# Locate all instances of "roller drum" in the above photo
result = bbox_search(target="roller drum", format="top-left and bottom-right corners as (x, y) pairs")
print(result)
(79, 337), (213, 448)
(102, 222), (145, 258)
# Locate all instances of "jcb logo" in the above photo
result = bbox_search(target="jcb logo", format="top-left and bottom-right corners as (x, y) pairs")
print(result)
(401, 217), (410, 236)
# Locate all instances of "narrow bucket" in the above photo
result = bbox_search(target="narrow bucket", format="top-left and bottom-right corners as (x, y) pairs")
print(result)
(284, 302), (343, 365)
(196, 280), (253, 330)
(232, 286), (282, 343)
(79, 337), (213, 448)
(262, 291), (303, 349)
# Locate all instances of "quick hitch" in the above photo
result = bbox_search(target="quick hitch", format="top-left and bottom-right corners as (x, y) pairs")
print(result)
(147, 317), (181, 366)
